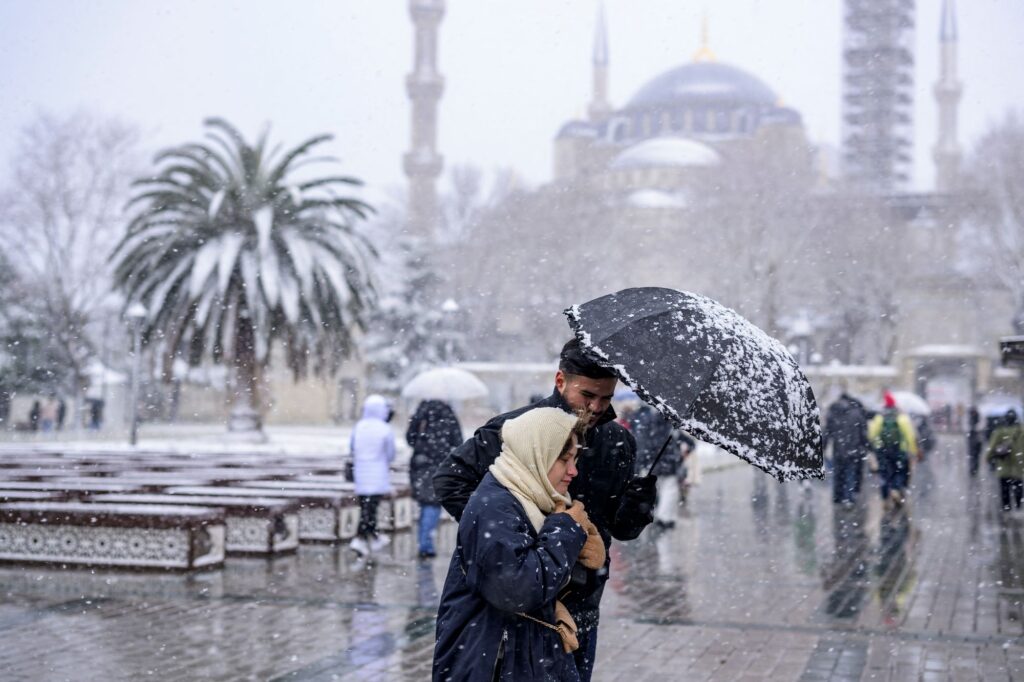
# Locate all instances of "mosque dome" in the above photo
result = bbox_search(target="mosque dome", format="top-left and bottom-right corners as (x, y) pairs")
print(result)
(610, 136), (720, 170)
(626, 61), (778, 111)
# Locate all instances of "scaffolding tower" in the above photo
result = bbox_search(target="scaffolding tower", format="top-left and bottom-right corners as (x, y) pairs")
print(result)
(841, 0), (915, 192)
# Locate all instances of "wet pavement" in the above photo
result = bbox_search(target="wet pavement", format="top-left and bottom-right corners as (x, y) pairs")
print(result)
(1, 434), (1022, 680)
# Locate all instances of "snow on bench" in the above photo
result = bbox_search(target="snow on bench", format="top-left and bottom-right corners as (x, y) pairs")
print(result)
(85, 494), (300, 555)
(0, 502), (225, 570)
(232, 480), (414, 532)
(163, 486), (357, 542)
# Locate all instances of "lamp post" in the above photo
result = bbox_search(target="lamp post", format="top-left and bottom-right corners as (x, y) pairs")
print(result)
(440, 298), (459, 364)
(125, 303), (147, 446)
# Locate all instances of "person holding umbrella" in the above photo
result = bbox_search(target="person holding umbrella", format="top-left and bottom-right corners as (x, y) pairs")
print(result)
(434, 339), (656, 681)
(406, 399), (463, 559)
(433, 407), (606, 681)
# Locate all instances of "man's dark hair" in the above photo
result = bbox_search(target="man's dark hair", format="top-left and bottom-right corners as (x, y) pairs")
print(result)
(559, 338), (618, 380)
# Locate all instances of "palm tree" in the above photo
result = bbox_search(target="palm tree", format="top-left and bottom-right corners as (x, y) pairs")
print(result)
(112, 118), (377, 432)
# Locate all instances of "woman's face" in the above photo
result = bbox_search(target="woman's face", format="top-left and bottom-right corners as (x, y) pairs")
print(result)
(547, 433), (580, 495)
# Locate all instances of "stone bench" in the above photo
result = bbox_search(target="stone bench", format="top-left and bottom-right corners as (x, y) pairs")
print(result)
(86, 494), (300, 555)
(164, 486), (357, 542)
(0, 490), (68, 502)
(0, 502), (225, 570)
(0, 481), (147, 497)
(234, 480), (414, 532)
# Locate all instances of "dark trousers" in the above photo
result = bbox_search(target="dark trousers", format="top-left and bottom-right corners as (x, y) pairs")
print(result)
(357, 495), (382, 538)
(1000, 479), (1024, 511)
(832, 456), (861, 503)
(573, 626), (598, 682)
(968, 434), (982, 477)
(878, 450), (909, 500)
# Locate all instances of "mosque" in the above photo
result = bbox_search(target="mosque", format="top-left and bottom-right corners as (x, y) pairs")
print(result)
(535, 3), (1016, 411)
(400, 0), (1017, 415)
(552, 14), (806, 201)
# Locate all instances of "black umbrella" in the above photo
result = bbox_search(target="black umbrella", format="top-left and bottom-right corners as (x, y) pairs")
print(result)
(565, 287), (823, 481)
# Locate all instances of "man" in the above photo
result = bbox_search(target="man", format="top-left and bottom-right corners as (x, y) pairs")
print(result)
(868, 392), (919, 510)
(823, 391), (870, 505)
(986, 409), (1024, 513)
(433, 338), (656, 681)
(630, 403), (690, 528)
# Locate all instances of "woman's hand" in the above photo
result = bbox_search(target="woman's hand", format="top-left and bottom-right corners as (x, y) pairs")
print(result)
(554, 500), (589, 529)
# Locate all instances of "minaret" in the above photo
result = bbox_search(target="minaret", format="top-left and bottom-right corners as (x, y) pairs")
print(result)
(933, 0), (962, 192)
(404, 0), (445, 237)
(588, 2), (611, 122)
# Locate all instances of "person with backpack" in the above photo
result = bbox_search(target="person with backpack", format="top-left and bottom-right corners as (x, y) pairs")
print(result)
(985, 409), (1024, 513)
(868, 392), (919, 510)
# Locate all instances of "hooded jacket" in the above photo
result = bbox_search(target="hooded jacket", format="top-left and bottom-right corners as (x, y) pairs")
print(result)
(434, 389), (648, 631)
(406, 400), (463, 505)
(824, 394), (870, 461)
(433, 409), (590, 682)
(350, 395), (395, 496)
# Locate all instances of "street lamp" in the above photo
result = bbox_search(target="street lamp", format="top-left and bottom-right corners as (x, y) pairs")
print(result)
(125, 303), (147, 446)
(440, 298), (459, 364)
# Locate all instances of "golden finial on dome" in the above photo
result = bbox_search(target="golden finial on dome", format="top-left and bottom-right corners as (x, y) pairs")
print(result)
(692, 12), (716, 62)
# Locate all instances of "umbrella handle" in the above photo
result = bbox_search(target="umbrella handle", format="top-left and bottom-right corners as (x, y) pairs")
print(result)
(646, 435), (674, 477)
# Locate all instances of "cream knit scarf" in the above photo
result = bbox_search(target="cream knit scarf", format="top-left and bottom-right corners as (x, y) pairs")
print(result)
(489, 407), (576, 532)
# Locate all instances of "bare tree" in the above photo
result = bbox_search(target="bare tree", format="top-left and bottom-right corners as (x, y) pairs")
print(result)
(691, 126), (818, 337)
(960, 110), (1024, 330)
(0, 112), (140, 423)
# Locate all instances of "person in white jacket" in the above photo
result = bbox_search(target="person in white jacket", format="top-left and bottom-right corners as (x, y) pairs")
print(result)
(350, 394), (396, 556)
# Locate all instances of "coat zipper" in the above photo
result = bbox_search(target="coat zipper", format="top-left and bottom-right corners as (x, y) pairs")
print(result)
(491, 628), (508, 682)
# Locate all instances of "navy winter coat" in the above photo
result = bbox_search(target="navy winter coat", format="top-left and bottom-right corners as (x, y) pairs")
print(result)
(433, 473), (587, 681)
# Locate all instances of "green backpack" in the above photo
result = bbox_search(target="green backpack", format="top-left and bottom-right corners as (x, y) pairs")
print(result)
(878, 413), (902, 452)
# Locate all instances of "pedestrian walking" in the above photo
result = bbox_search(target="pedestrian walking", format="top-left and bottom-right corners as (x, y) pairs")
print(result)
(406, 399), (463, 559)
(38, 396), (59, 433)
(967, 406), (982, 477)
(56, 398), (67, 430)
(433, 407), (606, 681)
(823, 392), (870, 505)
(985, 409), (1024, 514)
(349, 394), (396, 557)
(434, 338), (655, 681)
(868, 392), (919, 510)
(630, 404), (684, 529)
(28, 400), (40, 432)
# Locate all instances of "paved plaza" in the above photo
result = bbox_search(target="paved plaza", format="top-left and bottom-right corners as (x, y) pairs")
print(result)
(1, 435), (1022, 680)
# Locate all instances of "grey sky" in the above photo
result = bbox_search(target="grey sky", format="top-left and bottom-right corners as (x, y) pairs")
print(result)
(1, 1), (1022, 196)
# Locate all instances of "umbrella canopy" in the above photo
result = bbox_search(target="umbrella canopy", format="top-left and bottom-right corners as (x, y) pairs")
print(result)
(890, 391), (931, 416)
(401, 367), (489, 402)
(565, 287), (823, 481)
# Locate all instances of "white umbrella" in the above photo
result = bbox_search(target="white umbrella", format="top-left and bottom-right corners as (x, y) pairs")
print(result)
(401, 367), (489, 402)
(891, 391), (931, 416)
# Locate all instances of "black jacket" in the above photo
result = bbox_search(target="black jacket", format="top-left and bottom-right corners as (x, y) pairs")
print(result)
(433, 389), (651, 630)
(406, 400), (463, 505)
(824, 394), (869, 461)
(630, 405), (683, 477)
(433, 473), (586, 681)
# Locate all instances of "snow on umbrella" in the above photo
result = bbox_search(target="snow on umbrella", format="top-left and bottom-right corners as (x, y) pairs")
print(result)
(401, 367), (489, 402)
(890, 391), (931, 416)
(565, 287), (823, 481)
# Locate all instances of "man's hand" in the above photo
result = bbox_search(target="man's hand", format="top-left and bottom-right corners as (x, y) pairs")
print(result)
(554, 500), (590, 528)
(623, 474), (658, 510)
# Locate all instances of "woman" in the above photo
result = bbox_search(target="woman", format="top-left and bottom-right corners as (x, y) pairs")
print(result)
(349, 394), (396, 557)
(433, 407), (606, 681)
(406, 399), (463, 559)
